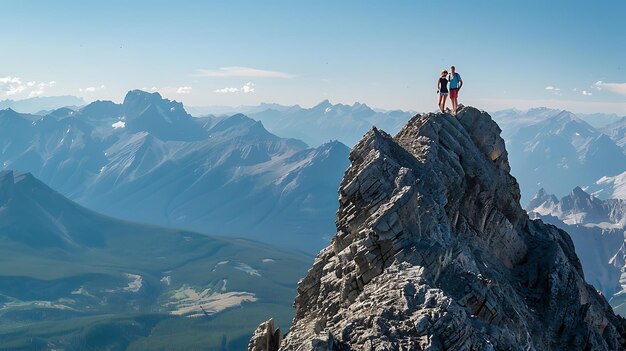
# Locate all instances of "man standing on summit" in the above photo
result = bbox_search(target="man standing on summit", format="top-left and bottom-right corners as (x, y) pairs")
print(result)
(449, 66), (463, 115)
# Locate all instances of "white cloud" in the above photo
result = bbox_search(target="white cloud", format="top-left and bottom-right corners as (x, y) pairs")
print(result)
(176, 86), (192, 94)
(594, 81), (626, 96)
(79, 84), (105, 93)
(196, 66), (293, 79)
(582, 90), (593, 96)
(29, 81), (57, 97)
(214, 82), (256, 94)
(545, 86), (560, 91)
(0, 76), (25, 96)
(241, 82), (255, 93)
(0, 77), (21, 85)
(214, 87), (239, 93)
(0, 76), (58, 98)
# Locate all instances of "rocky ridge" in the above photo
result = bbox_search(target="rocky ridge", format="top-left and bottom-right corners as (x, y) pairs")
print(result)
(250, 107), (626, 350)
(527, 187), (626, 308)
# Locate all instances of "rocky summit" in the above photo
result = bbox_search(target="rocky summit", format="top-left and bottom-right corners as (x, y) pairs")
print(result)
(250, 107), (626, 351)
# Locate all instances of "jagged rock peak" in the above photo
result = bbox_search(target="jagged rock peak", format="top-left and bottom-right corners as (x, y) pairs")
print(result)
(248, 319), (281, 351)
(252, 106), (626, 350)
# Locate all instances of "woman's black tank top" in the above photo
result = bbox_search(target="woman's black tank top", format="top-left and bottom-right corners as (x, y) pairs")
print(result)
(439, 77), (449, 93)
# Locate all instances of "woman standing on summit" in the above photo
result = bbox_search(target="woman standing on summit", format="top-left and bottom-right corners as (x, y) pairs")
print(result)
(437, 70), (449, 113)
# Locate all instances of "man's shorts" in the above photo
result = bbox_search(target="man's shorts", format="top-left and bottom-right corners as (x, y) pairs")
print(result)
(450, 88), (459, 99)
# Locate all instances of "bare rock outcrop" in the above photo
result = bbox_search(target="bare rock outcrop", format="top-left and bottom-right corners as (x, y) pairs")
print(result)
(251, 107), (626, 351)
(249, 318), (281, 351)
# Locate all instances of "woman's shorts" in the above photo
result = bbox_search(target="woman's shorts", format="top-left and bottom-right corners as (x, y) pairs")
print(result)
(439, 92), (448, 96)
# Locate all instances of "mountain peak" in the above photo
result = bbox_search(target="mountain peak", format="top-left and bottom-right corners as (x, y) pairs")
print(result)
(573, 185), (586, 193)
(313, 99), (332, 109)
(121, 89), (206, 141)
(252, 106), (626, 350)
(123, 89), (163, 103)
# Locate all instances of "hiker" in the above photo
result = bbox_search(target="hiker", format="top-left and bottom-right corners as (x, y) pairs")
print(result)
(437, 70), (449, 113)
(448, 66), (463, 115)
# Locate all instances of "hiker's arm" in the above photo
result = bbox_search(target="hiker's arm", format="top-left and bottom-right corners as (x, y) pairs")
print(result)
(437, 79), (441, 92)
(459, 78), (463, 89)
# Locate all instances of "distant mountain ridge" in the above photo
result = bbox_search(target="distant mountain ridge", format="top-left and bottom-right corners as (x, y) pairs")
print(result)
(0, 90), (351, 252)
(248, 100), (414, 147)
(604, 116), (626, 151)
(0, 95), (85, 114)
(492, 107), (626, 201)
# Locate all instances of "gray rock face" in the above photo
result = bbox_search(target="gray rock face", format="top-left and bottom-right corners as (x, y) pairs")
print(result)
(249, 319), (281, 351)
(527, 187), (626, 308)
(253, 107), (626, 350)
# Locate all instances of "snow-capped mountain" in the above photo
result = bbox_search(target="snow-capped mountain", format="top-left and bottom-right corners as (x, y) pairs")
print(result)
(603, 116), (626, 151)
(585, 171), (626, 200)
(493, 108), (626, 201)
(0, 90), (350, 252)
(249, 100), (414, 147)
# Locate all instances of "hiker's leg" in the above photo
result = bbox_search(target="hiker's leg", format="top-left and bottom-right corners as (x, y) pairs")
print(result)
(441, 95), (447, 112)
(438, 95), (443, 111)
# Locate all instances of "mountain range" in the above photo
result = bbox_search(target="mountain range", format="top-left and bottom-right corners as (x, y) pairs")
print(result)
(185, 100), (415, 148)
(0, 170), (311, 350)
(492, 107), (626, 202)
(0, 95), (85, 114)
(246, 100), (414, 147)
(0, 90), (350, 252)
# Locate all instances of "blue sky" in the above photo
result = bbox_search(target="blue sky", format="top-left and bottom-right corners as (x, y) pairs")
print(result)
(1, 0), (625, 113)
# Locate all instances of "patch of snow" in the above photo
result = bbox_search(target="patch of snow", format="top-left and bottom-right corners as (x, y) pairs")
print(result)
(112, 121), (126, 129)
(123, 274), (143, 293)
(165, 285), (256, 318)
(70, 286), (94, 297)
(161, 276), (171, 286)
(262, 258), (275, 263)
(234, 262), (261, 277)
(2, 299), (77, 312)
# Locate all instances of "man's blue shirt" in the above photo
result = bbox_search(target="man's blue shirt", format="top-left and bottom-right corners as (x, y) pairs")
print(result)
(449, 73), (461, 89)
